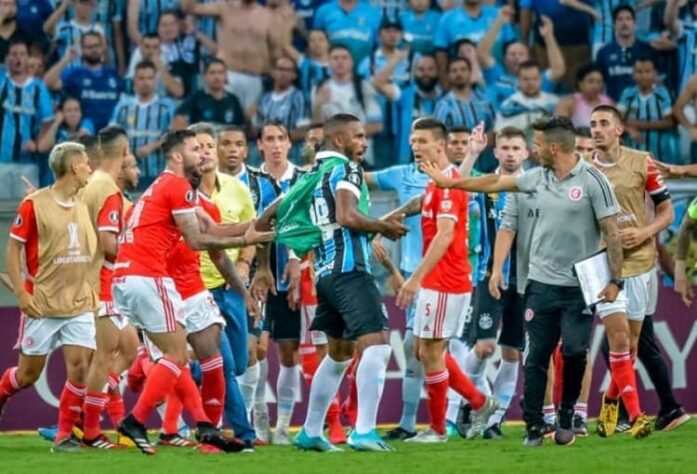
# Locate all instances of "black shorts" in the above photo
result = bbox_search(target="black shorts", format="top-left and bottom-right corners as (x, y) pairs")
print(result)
(264, 291), (301, 341)
(470, 278), (525, 351)
(313, 271), (389, 341)
(247, 315), (262, 339)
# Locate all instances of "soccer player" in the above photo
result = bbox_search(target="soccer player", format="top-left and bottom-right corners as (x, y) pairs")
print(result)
(79, 126), (135, 449)
(590, 105), (670, 439)
(420, 116), (626, 446)
(394, 117), (498, 443)
(466, 126), (528, 440)
(1, 142), (97, 453)
(574, 127), (595, 159)
(112, 129), (273, 455)
(252, 113), (407, 452)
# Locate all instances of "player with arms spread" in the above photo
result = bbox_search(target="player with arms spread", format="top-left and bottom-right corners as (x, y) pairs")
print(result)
(1, 143), (97, 453)
(112, 130), (273, 455)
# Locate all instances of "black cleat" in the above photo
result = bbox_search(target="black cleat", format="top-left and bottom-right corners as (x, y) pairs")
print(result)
(655, 407), (690, 432)
(573, 414), (589, 437)
(483, 423), (504, 440)
(524, 426), (544, 447)
(197, 422), (245, 453)
(118, 414), (156, 455)
(542, 422), (556, 439)
(383, 426), (416, 441)
(455, 404), (472, 438)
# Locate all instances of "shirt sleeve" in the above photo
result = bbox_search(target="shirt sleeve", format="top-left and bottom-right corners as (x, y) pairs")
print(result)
(169, 178), (197, 215)
(586, 168), (620, 220)
(96, 192), (123, 233)
(500, 193), (519, 233)
(645, 155), (670, 205)
(516, 168), (544, 193)
(335, 162), (363, 199)
(10, 200), (37, 243)
(372, 166), (402, 192)
(436, 188), (464, 222)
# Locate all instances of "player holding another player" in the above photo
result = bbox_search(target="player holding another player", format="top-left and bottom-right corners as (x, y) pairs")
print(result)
(393, 118), (497, 443)
(1, 143), (97, 453)
(112, 129), (273, 455)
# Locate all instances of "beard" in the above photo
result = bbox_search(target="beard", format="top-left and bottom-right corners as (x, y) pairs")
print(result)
(416, 76), (437, 92)
(3, 15), (15, 25)
(83, 55), (102, 66)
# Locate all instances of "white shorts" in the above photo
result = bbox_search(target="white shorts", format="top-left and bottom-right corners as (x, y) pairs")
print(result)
(300, 304), (328, 346)
(225, 70), (263, 109)
(414, 289), (471, 340)
(142, 332), (163, 361)
(98, 300), (129, 331)
(596, 269), (657, 321)
(14, 311), (96, 356)
(112, 276), (185, 334)
(184, 291), (225, 335)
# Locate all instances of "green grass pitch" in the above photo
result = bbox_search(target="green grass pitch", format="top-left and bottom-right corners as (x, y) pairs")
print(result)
(0, 422), (694, 474)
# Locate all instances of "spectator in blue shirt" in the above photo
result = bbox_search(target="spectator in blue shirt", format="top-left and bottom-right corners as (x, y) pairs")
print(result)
(37, 96), (94, 154)
(399, 0), (441, 56)
(313, 0), (381, 66)
(596, 5), (655, 101)
(43, 0), (103, 67)
(477, 6), (565, 107)
(284, 28), (330, 105)
(43, 31), (122, 131)
(434, 0), (515, 87)
(0, 0), (32, 63)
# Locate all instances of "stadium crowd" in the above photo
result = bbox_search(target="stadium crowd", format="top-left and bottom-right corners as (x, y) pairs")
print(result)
(0, 0), (695, 457)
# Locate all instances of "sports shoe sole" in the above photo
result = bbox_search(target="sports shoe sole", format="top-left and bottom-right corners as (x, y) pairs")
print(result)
(661, 414), (691, 432)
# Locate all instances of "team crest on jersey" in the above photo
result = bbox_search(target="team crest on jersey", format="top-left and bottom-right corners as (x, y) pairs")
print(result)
(348, 172), (361, 187)
(24, 336), (35, 348)
(185, 190), (195, 203)
(109, 211), (119, 224)
(441, 200), (453, 212)
(568, 186), (583, 202)
(524, 309), (534, 322)
(13, 215), (22, 227)
(478, 313), (493, 330)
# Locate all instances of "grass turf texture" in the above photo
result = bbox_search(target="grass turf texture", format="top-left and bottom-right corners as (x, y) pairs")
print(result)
(0, 422), (694, 474)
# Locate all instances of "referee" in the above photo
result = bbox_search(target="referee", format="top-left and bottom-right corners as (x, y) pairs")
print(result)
(421, 116), (624, 447)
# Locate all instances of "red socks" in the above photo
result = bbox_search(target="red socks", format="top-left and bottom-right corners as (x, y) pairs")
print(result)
(173, 366), (209, 424)
(56, 381), (86, 441)
(445, 353), (485, 409)
(0, 367), (22, 404)
(300, 344), (319, 385)
(82, 392), (108, 440)
(200, 355), (225, 426)
(132, 357), (182, 425)
(608, 351), (642, 420)
(162, 393), (184, 435)
(425, 370), (449, 435)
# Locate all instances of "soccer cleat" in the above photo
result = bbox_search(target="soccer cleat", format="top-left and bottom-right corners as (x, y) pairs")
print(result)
(294, 428), (342, 452)
(241, 439), (255, 453)
(573, 415), (589, 437)
(118, 414), (156, 455)
(51, 435), (83, 453)
(117, 434), (136, 448)
(272, 428), (292, 445)
(629, 414), (653, 439)
(38, 425), (58, 442)
(483, 423), (503, 440)
(616, 419), (631, 433)
(597, 395), (619, 438)
(467, 397), (499, 440)
(347, 430), (395, 452)
(157, 433), (198, 448)
(327, 420), (347, 444)
(82, 434), (126, 450)
(655, 407), (690, 432)
(404, 428), (448, 444)
(455, 404), (472, 438)
(197, 422), (245, 453)
(523, 426), (544, 447)
(254, 411), (271, 444)
(553, 427), (575, 446)
(383, 426), (416, 441)
(542, 423), (556, 439)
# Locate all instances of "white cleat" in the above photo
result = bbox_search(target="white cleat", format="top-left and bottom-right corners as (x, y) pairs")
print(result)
(272, 428), (292, 446)
(404, 428), (448, 444)
(254, 411), (271, 444)
(468, 397), (499, 440)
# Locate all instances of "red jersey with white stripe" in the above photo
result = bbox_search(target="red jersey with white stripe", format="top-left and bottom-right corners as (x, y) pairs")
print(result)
(115, 170), (197, 278)
(10, 200), (39, 294)
(420, 165), (471, 293)
(96, 192), (124, 300)
(168, 192), (222, 300)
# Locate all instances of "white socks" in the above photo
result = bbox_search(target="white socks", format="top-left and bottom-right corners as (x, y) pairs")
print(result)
(237, 361), (260, 420)
(355, 344), (392, 435)
(464, 348), (491, 396)
(489, 359), (519, 426)
(303, 356), (352, 437)
(399, 329), (423, 432)
(275, 365), (300, 432)
(445, 340), (469, 423)
(254, 358), (269, 416)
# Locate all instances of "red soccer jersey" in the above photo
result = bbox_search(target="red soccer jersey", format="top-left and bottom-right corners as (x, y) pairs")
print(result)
(167, 191), (221, 299)
(96, 192), (123, 301)
(420, 166), (472, 293)
(9, 200), (39, 294)
(299, 257), (317, 306)
(115, 171), (197, 278)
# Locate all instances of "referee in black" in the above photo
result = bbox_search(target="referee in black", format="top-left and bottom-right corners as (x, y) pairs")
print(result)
(420, 116), (624, 447)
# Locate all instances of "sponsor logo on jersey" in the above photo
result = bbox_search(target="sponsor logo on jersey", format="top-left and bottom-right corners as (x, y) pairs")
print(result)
(569, 186), (583, 202)
(109, 211), (119, 224)
(13, 215), (22, 227)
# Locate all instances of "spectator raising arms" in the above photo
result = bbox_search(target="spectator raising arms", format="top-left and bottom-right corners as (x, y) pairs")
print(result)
(38, 96), (94, 153)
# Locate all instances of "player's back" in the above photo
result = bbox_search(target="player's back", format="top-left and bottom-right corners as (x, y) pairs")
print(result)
(115, 170), (197, 278)
(421, 166), (471, 294)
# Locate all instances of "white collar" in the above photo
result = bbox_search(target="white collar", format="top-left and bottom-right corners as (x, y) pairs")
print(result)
(314, 151), (350, 161)
(261, 161), (296, 182)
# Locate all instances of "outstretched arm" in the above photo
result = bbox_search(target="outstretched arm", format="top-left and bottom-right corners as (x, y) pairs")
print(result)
(421, 161), (519, 193)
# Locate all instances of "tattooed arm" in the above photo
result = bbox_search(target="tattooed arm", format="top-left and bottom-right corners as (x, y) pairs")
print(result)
(598, 215), (624, 302)
(381, 195), (423, 221)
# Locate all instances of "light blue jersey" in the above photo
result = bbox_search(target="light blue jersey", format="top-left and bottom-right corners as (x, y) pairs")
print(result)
(434, 89), (496, 131)
(434, 5), (515, 55)
(399, 8), (442, 55)
(313, 0), (381, 65)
